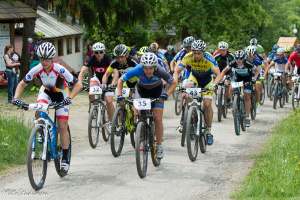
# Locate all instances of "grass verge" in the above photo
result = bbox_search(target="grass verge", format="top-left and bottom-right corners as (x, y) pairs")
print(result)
(0, 114), (30, 172)
(232, 110), (300, 200)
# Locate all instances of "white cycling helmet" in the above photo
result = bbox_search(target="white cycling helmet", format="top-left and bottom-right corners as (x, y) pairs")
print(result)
(167, 45), (174, 52)
(183, 36), (195, 48)
(277, 47), (285, 54)
(250, 38), (258, 46)
(234, 50), (246, 60)
(140, 52), (158, 67)
(92, 42), (105, 51)
(113, 44), (128, 57)
(191, 40), (206, 51)
(218, 41), (229, 50)
(246, 45), (257, 56)
(36, 42), (56, 59)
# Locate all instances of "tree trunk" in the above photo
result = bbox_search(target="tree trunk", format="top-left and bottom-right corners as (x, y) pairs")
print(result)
(20, 0), (37, 80)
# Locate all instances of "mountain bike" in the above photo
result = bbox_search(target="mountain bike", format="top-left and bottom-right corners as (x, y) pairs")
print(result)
(16, 102), (71, 190)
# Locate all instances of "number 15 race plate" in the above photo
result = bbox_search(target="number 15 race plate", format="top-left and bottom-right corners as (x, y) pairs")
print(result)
(133, 98), (151, 110)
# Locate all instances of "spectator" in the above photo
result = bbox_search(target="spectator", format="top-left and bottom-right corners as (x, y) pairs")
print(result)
(84, 43), (93, 65)
(3, 45), (20, 103)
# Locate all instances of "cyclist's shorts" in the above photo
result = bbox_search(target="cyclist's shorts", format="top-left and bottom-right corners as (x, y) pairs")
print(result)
(244, 84), (253, 94)
(37, 87), (69, 121)
(187, 74), (214, 99)
(135, 83), (164, 109)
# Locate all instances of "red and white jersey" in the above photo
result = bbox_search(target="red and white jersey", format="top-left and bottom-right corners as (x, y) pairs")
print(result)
(23, 63), (77, 90)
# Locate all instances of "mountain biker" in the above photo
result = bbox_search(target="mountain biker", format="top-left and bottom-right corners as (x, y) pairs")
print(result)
(116, 52), (177, 159)
(174, 40), (220, 145)
(216, 50), (259, 127)
(13, 42), (82, 171)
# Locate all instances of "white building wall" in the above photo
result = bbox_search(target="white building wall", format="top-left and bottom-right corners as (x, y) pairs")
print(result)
(58, 35), (83, 72)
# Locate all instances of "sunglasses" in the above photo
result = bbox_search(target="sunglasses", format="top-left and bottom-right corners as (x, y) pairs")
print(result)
(94, 51), (104, 54)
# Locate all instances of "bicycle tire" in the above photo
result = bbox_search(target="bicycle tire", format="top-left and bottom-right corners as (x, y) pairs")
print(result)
(27, 127), (48, 191)
(110, 106), (126, 157)
(186, 106), (199, 162)
(101, 105), (110, 142)
(135, 121), (148, 178)
(88, 106), (100, 148)
(232, 95), (241, 135)
(174, 91), (183, 116)
(181, 103), (188, 147)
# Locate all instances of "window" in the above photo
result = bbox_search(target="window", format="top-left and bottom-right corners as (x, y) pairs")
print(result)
(58, 39), (63, 56)
(67, 38), (72, 54)
(75, 36), (80, 52)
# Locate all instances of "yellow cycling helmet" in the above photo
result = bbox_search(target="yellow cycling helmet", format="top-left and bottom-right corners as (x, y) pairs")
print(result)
(137, 46), (149, 56)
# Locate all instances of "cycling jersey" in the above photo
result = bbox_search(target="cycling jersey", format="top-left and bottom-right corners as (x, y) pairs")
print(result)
(23, 63), (78, 92)
(267, 51), (277, 62)
(227, 60), (255, 83)
(87, 55), (111, 81)
(288, 51), (300, 68)
(247, 54), (263, 67)
(272, 56), (288, 72)
(178, 52), (218, 87)
(164, 51), (175, 64)
(23, 63), (77, 121)
(107, 58), (138, 75)
(121, 64), (174, 109)
(173, 49), (188, 63)
(214, 52), (235, 72)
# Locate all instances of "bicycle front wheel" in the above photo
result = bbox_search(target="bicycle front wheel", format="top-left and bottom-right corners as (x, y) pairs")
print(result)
(186, 106), (199, 162)
(110, 106), (126, 157)
(88, 105), (100, 148)
(27, 127), (48, 191)
(135, 121), (149, 178)
(175, 91), (183, 116)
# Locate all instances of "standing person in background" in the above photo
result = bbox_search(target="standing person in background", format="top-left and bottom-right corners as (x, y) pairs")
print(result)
(3, 45), (20, 103)
(84, 43), (93, 66)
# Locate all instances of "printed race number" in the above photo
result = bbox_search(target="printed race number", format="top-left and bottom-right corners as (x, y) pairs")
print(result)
(89, 86), (102, 95)
(231, 81), (243, 89)
(185, 88), (202, 97)
(133, 98), (151, 110)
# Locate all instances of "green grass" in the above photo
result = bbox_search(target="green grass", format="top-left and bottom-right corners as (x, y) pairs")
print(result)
(0, 114), (31, 172)
(232, 111), (300, 200)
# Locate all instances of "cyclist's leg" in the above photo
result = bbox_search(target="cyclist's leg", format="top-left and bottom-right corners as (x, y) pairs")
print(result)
(255, 80), (262, 104)
(104, 94), (114, 121)
(152, 107), (164, 145)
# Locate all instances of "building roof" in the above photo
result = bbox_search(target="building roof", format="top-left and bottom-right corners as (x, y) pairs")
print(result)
(0, 1), (36, 22)
(277, 37), (300, 48)
(35, 7), (82, 38)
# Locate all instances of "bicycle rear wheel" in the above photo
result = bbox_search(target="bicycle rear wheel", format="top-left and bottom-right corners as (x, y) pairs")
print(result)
(175, 91), (183, 116)
(186, 106), (199, 162)
(292, 85), (300, 110)
(217, 87), (223, 122)
(110, 106), (126, 157)
(54, 126), (72, 177)
(135, 121), (149, 178)
(27, 127), (48, 191)
(88, 105), (100, 148)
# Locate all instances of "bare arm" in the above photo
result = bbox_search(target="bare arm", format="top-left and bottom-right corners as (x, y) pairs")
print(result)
(111, 69), (119, 85)
(170, 60), (176, 73)
(102, 70), (111, 84)
(14, 80), (27, 99)
(212, 66), (221, 84)
(167, 79), (177, 96)
(78, 66), (89, 82)
(69, 81), (83, 99)
(214, 67), (229, 84)
(116, 78), (124, 96)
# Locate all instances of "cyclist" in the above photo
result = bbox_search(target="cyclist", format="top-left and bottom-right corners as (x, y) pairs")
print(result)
(214, 41), (235, 106)
(266, 47), (287, 81)
(148, 42), (170, 72)
(286, 44), (300, 75)
(216, 50), (259, 127)
(78, 42), (112, 111)
(164, 45), (176, 66)
(13, 42), (82, 171)
(170, 36), (194, 74)
(137, 46), (149, 61)
(174, 40), (220, 145)
(267, 44), (280, 63)
(116, 52), (177, 159)
(245, 45), (263, 112)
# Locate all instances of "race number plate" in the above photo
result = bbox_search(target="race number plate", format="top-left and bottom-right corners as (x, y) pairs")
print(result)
(133, 98), (151, 110)
(89, 86), (102, 95)
(28, 103), (48, 111)
(231, 81), (243, 89)
(115, 88), (130, 97)
(185, 88), (202, 97)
